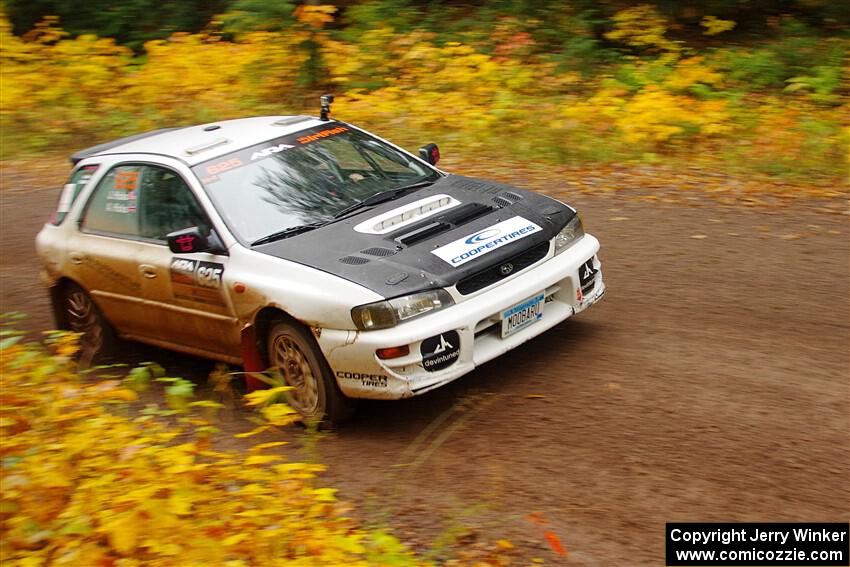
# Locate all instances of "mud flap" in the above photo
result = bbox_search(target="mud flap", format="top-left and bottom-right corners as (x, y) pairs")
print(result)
(240, 325), (267, 391)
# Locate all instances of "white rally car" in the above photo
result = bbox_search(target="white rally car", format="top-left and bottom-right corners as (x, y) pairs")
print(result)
(36, 97), (605, 423)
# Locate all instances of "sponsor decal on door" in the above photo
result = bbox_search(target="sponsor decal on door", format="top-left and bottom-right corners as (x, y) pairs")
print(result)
(170, 258), (225, 305)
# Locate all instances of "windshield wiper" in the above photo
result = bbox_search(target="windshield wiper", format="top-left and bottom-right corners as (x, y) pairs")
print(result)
(332, 180), (436, 220)
(250, 222), (324, 246)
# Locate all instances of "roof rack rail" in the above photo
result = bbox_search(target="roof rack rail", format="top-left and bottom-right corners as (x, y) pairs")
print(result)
(69, 127), (181, 165)
(273, 116), (312, 127)
(184, 137), (230, 156)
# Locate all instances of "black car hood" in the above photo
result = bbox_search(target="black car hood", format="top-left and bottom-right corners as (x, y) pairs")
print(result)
(253, 175), (575, 298)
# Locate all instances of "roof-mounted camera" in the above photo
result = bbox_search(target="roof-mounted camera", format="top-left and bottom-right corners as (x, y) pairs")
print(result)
(320, 94), (334, 121)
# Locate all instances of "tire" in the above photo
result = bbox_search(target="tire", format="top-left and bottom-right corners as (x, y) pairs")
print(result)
(266, 320), (355, 426)
(62, 283), (116, 366)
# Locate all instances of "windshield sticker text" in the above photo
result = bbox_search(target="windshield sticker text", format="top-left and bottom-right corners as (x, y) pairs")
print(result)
(297, 126), (348, 145)
(250, 144), (294, 161)
(206, 158), (243, 175)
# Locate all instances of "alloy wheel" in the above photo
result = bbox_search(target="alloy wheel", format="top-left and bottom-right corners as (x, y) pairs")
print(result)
(271, 334), (320, 415)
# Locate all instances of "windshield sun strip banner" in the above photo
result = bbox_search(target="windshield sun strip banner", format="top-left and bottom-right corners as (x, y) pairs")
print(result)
(431, 216), (543, 267)
(193, 122), (350, 184)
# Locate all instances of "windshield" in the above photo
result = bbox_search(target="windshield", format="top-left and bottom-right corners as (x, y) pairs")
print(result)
(192, 123), (440, 243)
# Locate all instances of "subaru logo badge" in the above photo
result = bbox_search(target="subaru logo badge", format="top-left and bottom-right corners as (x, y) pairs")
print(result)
(499, 263), (514, 276)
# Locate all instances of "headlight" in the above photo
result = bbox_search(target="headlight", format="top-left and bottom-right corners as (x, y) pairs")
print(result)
(351, 289), (454, 331)
(553, 214), (584, 254)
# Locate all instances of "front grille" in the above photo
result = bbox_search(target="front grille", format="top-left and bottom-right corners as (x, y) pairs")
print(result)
(456, 241), (550, 295)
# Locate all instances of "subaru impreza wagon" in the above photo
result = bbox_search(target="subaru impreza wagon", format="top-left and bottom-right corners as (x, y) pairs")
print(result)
(36, 98), (605, 423)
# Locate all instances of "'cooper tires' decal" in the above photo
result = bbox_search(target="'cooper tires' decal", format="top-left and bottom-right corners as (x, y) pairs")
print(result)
(431, 216), (542, 267)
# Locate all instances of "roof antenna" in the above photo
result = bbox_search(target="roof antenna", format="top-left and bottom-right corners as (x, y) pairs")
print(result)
(320, 94), (334, 121)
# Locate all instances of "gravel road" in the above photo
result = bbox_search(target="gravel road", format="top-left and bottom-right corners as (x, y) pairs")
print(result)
(2, 177), (847, 565)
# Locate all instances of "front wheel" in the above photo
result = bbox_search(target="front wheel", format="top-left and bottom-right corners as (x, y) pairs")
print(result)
(266, 321), (355, 426)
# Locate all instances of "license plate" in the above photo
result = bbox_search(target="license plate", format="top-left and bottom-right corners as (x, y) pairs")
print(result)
(501, 293), (545, 338)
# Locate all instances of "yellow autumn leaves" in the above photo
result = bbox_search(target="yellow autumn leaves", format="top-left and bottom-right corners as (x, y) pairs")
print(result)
(0, 5), (846, 178)
(0, 332), (425, 566)
(0, 12), (308, 141)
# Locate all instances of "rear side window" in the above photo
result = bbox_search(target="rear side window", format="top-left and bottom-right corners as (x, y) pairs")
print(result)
(51, 164), (99, 225)
(80, 165), (142, 237)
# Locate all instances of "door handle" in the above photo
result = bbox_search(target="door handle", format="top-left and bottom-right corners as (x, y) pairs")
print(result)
(138, 264), (158, 279)
(69, 252), (86, 264)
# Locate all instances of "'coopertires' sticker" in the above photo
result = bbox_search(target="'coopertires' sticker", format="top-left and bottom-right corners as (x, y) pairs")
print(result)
(431, 216), (542, 267)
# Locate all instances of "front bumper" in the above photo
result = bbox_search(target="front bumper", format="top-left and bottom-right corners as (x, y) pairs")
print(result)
(318, 234), (604, 399)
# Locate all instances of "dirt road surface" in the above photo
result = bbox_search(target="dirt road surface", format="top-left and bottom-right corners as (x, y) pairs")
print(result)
(2, 175), (848, 565)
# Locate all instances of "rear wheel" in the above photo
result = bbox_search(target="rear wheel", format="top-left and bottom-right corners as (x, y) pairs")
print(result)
(63, 284), (115, 365)
(266, 320), (355, 426)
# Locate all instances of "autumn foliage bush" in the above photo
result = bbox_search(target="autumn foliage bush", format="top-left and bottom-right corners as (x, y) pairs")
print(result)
(0, 330), (433, 566)
(0, 5), (846, 179)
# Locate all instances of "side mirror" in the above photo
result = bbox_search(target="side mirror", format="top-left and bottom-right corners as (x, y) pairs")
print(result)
(167, 227), (226, 255)
(419, 143), (440, 166)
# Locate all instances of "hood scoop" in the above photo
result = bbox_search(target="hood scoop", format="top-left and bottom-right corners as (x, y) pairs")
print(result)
(442, 202), (493, 224)
(392, 202), (494, 246)
(354, 194), (461, 235)
(394, 222), (450, 245)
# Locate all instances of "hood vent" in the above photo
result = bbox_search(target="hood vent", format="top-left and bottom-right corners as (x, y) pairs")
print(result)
(361, 247), (397, 257)
(493, 191), (522, 207)
(452, 178), (502, 194)
(339, 256), (370, 265)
